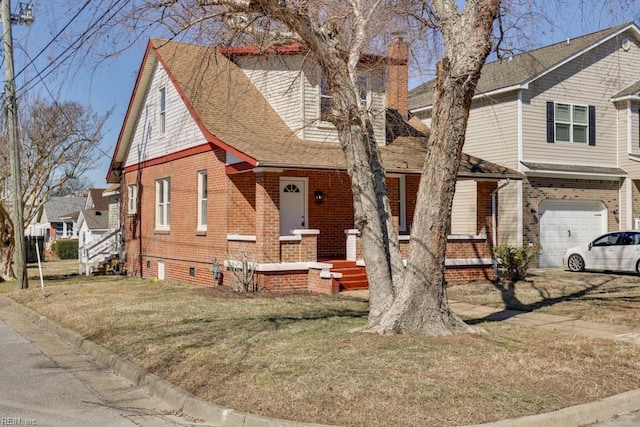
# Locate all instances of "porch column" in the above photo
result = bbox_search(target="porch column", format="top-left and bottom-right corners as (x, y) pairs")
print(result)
(255, 168), (282, 263)
(345, 229), (360, 261)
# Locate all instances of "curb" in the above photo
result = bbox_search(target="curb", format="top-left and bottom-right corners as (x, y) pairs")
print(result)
(463, 388), (640, 427)
(4, 295), (640, 426)
(1, 296), (332, 427)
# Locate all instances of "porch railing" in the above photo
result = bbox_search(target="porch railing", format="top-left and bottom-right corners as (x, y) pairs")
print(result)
(79, 228), (122, 276)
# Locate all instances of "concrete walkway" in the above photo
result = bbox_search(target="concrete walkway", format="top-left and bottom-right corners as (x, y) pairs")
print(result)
(4, 292), (640, 427)
(450, 301), (640, 345)
(342, 290), (640, 345)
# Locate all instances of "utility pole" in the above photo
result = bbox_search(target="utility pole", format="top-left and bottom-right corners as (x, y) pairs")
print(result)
(1, 1), (33, 289)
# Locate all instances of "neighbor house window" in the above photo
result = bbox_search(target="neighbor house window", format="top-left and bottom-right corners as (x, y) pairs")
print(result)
(197, 170), (208, 231)
(159, 87), (166, 134)
(127, 183), (138, 215)
(547, 101), (595, 145)
(156, 177), (171, 230)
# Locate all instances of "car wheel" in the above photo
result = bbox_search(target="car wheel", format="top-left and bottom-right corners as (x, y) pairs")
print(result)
(567, 254), (585, 272)
(636, 260), (640, 276)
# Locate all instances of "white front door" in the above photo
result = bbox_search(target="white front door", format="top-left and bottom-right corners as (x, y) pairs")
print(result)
(280, 178), (307, 236)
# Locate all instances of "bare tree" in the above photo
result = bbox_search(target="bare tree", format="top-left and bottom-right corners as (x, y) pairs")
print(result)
(0, 97), (108, 280)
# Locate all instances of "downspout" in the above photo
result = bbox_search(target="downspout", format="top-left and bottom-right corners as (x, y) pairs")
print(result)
(492, 179), (511, 280)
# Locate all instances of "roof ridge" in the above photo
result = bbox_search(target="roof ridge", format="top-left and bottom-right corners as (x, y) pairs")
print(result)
(484, 22), (632, 67)
(409, 22), (638, 108)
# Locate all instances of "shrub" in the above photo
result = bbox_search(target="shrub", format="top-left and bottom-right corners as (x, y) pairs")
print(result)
(52, 239), (79, 260)
(490, 244), (540, 282)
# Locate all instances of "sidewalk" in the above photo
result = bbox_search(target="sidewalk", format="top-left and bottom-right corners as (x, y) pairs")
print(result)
(342, 290), (640, 345)
(450, 301), (640, 345)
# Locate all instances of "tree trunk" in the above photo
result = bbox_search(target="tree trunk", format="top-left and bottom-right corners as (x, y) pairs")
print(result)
(372, 0), (500, 334)
(0, 202), (16, 281)
(329, 72), (404, 326)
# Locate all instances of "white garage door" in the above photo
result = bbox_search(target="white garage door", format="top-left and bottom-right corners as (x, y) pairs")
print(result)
(538, 200), (607, 268)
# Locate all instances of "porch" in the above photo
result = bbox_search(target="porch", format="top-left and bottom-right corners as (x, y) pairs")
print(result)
(220, 228), (495, 294)
(218, 169), (502, 293)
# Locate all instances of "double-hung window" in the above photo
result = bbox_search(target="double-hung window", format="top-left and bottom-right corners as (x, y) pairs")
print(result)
(156, 177), (171, 230)
(320, 78), (333, 120)
(320, 75), (370, 120)
(127, 183), (138, 215)
(547, 101), (596, 145)
(356, 75), (369, 108)
(159, 87), (166, 135)
(197, 170), (208, 231)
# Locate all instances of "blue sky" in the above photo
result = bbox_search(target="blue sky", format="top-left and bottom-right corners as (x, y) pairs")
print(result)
(4, 1), (638, 189)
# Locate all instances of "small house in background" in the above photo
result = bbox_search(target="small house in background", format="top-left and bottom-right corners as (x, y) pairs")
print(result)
(77, 187), (124, 275)
(106, 38), (520, 293)
(32, 195), (86, 247)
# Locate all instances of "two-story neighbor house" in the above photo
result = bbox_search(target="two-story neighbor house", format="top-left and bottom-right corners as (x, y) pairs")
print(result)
(410, 22), (640, 268)
(107, 38), (520, 292)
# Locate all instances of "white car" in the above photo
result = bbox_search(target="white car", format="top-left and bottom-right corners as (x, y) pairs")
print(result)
(563, 231), (640, 274)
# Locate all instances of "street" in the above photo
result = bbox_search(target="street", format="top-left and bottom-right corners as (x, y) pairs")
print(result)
(0, 306), (209, 427)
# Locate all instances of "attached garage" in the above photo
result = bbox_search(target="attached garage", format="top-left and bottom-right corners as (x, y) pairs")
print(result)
(538, 200), (607, 267)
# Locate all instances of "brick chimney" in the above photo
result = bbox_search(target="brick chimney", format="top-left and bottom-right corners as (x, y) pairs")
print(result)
(386, 36), (409, 118)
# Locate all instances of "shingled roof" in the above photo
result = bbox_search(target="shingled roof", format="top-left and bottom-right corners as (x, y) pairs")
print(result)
(110, 39), (521, 181)
(409, 23), (638, 110)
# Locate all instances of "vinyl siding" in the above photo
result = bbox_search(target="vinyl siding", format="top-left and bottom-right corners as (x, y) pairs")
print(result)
(523, 35), (640, 166)
(414, 93), (520, 243)
(241, 58), (386, 145)
(464, 93), (520, 170)
(301, 63), (387, 145)
(237, 56), (305, 138)
(450, 180), (477, 234)
(497, 182), (519, 245)
(124, 62), (205, 168)
(619, 101), (640, 176)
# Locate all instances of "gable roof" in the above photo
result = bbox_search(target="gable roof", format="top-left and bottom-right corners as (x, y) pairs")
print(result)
(79, 209), (109, 231)
(87, 188), (109, 210)
(41, 196), (86, 223)
(409, 22), (639, 111)
(109, 39), (521, 181)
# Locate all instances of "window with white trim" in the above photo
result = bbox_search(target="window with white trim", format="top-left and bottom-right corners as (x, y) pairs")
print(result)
(159, 87), (166, 135)
(197, 170), (208, 231)
(320, 78), (333, 120)
(546, 101), (595, 145)
(127, 183), (138, 215)
(156, 177), (171, 230)
(320, 75), (370, 120)
(356, 75), (370, 107)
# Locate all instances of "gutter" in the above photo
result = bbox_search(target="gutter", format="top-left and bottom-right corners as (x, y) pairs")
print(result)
(410, 84), (526, 114)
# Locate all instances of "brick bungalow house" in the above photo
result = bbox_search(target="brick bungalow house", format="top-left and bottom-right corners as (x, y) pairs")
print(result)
(107, 38), (520, 293)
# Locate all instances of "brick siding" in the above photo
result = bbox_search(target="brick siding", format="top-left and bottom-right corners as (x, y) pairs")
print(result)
(122, 147), (499, 290)
(523, 177), (620, 246)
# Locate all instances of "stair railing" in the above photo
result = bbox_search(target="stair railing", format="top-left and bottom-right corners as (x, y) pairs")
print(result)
(79, 228), (122, 276)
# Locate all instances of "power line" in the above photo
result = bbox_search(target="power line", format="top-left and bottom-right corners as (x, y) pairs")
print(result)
(16, 0), (128, 100)
(13, 0), (93, 80)
(16, 45), (114, 161)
